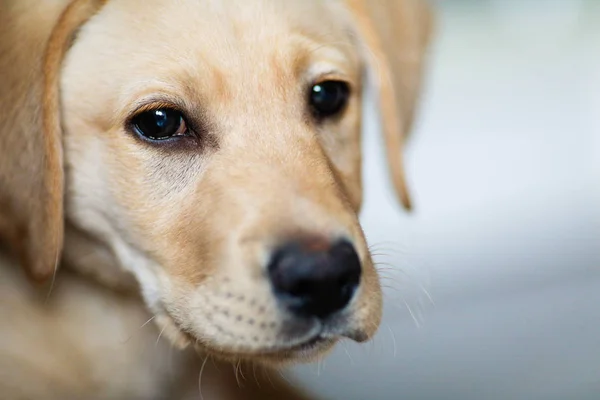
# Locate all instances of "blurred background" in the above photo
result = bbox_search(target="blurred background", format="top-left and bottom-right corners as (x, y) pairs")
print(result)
(289, 1), (600, 399)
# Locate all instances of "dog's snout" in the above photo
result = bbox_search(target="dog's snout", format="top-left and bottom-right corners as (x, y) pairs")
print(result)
(268, 238), (361, 319)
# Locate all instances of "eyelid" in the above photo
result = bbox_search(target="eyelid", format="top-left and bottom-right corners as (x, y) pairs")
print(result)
(309, 69), (354, 93)
(127, 98), (187, 120)
(134, 102), (179, 114)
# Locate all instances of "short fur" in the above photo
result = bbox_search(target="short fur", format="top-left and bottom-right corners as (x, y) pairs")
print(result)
(0, 0), (433, 398)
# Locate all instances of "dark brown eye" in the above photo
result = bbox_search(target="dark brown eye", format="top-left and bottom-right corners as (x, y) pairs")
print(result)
(309, 81), (350, 119)
(131, 108), (187, 140)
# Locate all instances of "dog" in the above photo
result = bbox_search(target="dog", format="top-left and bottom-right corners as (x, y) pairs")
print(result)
(0, 0), (433, 398)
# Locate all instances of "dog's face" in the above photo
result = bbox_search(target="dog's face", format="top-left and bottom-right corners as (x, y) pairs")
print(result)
(1, 0), (431, 366)
(61, 0), (378, 364)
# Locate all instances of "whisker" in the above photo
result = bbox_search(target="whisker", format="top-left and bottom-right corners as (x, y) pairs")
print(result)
(402, 297), (421, 328)
(316, 357), (323, 377)
(385, 323), (398, 358)
(140, 315), (157, 329)
(369, 240), (408, 248)
(368, 331), (377, 356)
(124, 315), (160, 345)
(370, 250), (402, 258)
(375, 269), (405, 279)
(369, 243), (409, 254)
(379, 274), (434, 309)
(211, 356), (221, 373)
(120, 314), (157, 344)
(380, 284), (405, 295)
(369, 252), (392, 258)
(342, 341), (355, 365)
(252, 363), (261, 389)
(233, 362), (242, 388)
(379, 280), (417, 294)
(44, 250), (61, 304)
(262, 367), (276, 389)
(373, 267), (400, 275)
(238, 359), (246, 383)
(379, 276), (405, 284)
(277, 368), (293, 385)
(155, 324), (167, 347)
(374, 266), (400, 272)
(377, 268), (406, 279)
(419, 283), (435, 306)
(375, 262), (409, 271)
(198, 356), (209, 400)
(355, 320), (374, 358)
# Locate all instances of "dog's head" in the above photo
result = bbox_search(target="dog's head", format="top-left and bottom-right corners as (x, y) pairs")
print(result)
(0, 0), (432, 365)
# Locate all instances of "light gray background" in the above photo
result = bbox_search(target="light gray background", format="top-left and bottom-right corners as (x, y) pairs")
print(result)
(289, 1), (600, 399)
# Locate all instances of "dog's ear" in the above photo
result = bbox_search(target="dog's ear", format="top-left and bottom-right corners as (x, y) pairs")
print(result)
(344, 0), (434, 210)
(0, 0), (107, 282)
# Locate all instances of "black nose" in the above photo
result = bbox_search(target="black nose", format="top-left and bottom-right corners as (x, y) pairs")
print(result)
(268, 238), (361, 319)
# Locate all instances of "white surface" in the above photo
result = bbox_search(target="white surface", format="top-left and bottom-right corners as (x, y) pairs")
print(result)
(290, 2), (600, 399)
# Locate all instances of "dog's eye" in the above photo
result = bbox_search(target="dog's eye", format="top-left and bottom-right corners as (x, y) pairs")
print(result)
(131, 108), (187, 140)
(309, 81), (350, 119)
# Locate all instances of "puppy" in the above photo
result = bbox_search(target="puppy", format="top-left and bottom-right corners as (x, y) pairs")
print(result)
(0, 0), (433, 399)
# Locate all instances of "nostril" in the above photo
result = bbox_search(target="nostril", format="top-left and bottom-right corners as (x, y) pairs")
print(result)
(268, 238), (362, 319)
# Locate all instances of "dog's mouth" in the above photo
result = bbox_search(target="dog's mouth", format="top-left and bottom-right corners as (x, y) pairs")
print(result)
(256, 332), (336, 356)
(148, 282), (374, 365)
(206, 333), (338, 364)
(286, 334), (326, 352)
(154, 307), (344, 363)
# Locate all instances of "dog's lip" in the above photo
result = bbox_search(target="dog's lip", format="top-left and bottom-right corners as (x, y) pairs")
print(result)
(285, 334), (329, 352)
(252, 334), (335, 357)
(266, 322), (361, 354)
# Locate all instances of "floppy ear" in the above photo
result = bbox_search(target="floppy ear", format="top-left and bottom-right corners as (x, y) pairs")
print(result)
(0, 0), (107, 282)
(344, 0), (434, 210)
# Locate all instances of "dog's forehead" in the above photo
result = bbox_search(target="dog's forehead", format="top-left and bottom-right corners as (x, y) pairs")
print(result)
(94, 0), (353, 62)
(71, 0), (358, 117)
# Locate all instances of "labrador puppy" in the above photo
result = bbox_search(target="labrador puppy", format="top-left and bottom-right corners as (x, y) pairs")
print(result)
(0, 0), (433, 398)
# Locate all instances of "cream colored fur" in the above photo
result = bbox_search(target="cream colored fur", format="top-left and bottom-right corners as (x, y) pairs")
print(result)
(0, 0), (433, 398)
